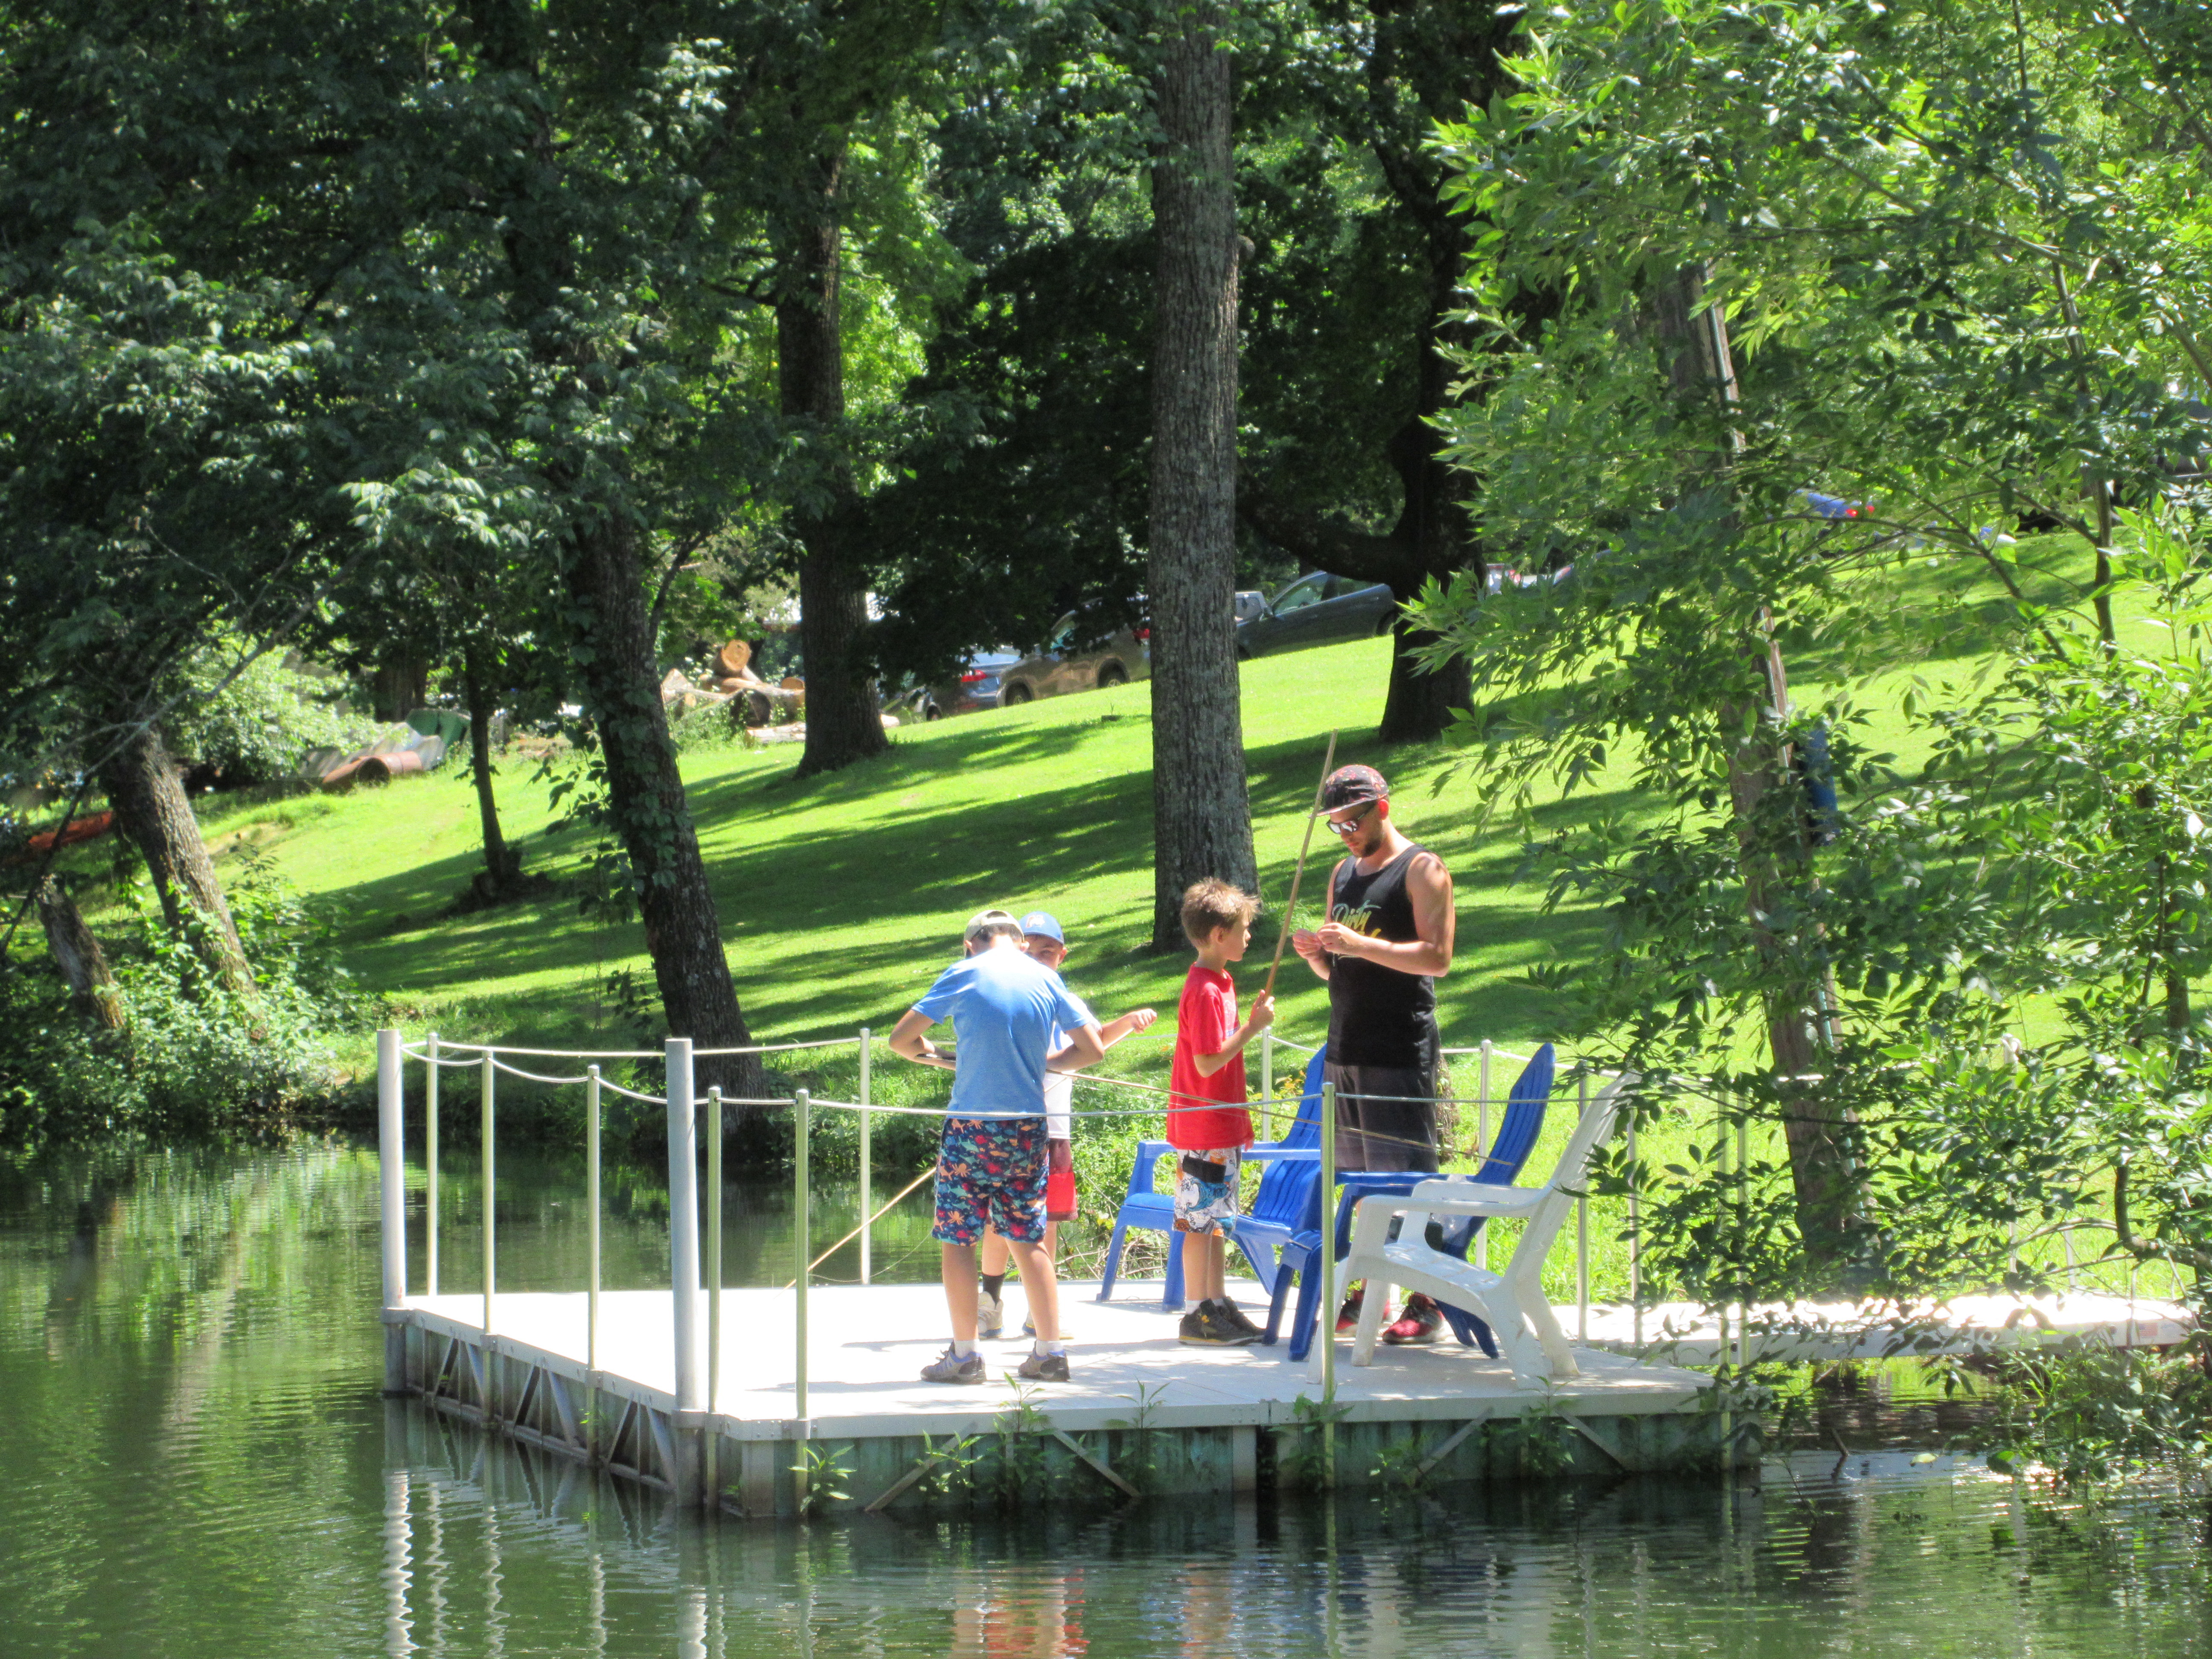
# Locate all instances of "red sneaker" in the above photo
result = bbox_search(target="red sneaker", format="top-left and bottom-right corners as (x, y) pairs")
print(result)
(1335, 1288), (1392, 1335)
(1381, 1293), (1445, 1346)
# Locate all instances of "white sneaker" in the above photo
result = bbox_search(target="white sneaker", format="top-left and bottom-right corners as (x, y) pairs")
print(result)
(1019, 1309), (1072, 1340)
(978, 1292), (1004, 1341)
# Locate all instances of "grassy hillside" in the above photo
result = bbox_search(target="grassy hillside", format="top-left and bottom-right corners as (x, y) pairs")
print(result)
(74, 529), (2116, 1078)
(194, 635), (1583, 1066)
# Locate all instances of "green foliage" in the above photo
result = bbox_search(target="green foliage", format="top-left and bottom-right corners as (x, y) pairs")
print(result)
(909, 1430), (986, 1502)
(1979, 1336), (2212, 1490)
(1367, 1433), (1433, 1494)
(789, 1441), (856, 1515)
(1276, 1391), (1352, 1489)
(164, 646), (381, 787)
(0, 855), (361, 1150)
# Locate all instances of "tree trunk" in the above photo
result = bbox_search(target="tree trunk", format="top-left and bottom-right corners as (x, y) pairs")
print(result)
(1375, 384), (1476, 742)
(99, 721), (256, 996)
(373, 655), (428, 722)
(462, 649), (519, 900)
(476, 3), (764, 1109)
(35, 876), (126, 1031)
(564, 517), (766, 1102)
(1654, 265), (1857, 1259)
(779, 141), (888, 780)
(1147, 2), (1259, 947)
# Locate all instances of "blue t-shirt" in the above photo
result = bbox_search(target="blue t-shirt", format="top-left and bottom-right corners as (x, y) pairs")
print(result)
(913, 946), (1093, 1120)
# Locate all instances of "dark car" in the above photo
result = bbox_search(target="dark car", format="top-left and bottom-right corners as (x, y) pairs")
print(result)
(891, 647), (1023, 721)
(1234, 571), (1397, 660)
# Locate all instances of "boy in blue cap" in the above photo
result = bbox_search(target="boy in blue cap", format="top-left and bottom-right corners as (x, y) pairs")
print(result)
(975, 910), (1156, 1340)
(891, 908), (1106, 1382)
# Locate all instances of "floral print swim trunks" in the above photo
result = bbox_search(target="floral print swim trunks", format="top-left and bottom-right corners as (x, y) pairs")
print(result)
(1172, 1147), (1243, 1234)
(933, 1115), (1049, 1245)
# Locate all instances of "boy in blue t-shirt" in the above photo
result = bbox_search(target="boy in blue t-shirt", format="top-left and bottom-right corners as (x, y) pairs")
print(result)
(890, 909), (1105, 1384)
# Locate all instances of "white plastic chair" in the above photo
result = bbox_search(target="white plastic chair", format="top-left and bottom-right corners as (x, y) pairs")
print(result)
(1345, 1073), (1635, 1384)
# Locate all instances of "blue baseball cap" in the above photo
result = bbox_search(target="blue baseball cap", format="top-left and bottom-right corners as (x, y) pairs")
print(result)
(1017, 911), (1064, 944)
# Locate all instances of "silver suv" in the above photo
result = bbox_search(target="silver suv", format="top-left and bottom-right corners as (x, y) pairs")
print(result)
(998, 611), (1151, 705)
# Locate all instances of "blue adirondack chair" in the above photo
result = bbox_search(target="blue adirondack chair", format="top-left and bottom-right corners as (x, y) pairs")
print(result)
(1262, 1042), (1556, 1361)
(1097, 1051), (1326, 1308)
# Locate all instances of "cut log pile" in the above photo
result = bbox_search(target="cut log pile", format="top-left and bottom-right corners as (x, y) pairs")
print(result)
(663, 640), (809, 728)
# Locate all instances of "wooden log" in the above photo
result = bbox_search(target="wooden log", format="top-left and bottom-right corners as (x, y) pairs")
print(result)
(713, 639), (754, 679)
(741, 687), (806, 725)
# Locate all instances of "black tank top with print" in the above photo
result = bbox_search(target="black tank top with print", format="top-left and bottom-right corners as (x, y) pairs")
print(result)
(1324, 844), (1440, 1067)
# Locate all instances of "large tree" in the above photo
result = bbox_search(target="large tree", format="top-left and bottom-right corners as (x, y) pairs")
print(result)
(1237, 0), (1533, 742)
(1147, 0), (1261, 944)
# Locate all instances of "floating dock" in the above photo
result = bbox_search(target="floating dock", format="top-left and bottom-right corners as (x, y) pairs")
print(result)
(374, 1027), (2198, 1522)
(381, 1281), (1738, 1518)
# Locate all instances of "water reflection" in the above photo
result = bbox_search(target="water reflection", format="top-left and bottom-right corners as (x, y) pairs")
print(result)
(6, 1142), (2212, 1659)
(374, 1396), (2212, 1659)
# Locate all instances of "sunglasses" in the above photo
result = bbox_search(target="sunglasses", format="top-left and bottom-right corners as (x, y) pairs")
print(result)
(1325, 801), (1378, 837)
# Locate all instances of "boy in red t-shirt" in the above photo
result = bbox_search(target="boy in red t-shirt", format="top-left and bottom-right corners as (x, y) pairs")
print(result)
(1168, 879), (1275, 1346)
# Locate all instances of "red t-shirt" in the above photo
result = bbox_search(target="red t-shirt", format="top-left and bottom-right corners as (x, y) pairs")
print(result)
(1168, 963), (1255, 1151)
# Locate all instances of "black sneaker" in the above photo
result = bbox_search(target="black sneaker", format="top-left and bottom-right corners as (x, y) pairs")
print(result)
(1219, 1300), (1267, 1340)
(1016, 1349), (1070, 1382)
(920, 1345), (987, 1383)
(1180, 1301), (1261, 1346)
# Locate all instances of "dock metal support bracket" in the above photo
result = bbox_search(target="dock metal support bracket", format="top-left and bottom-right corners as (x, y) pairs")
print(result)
(1051, 1429), (1142, 1499)
(863, 1455), (937, 1514)
(1415, 1417), (1484, 1480)
(1562, 1415), (1635, 1472)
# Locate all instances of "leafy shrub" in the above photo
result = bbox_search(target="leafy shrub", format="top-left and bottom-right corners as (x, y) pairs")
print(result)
(1979, 1336), (2212, 1490)
(166, 646), (381, 786)
(0, 854), (362, 1150)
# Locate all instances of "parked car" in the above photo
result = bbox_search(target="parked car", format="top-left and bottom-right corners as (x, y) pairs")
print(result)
(891, 647), (1023, 720)
(998, 610), (1151, 705)
(1234, 589), (1268, 623)
(1234, 571), (1397, 659)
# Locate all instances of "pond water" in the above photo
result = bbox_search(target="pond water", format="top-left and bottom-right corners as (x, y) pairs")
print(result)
(5, 1138), (2210, 1657)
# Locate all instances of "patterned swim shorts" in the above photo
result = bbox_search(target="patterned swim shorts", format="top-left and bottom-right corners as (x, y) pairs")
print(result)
(1172, 1147), (1243, 1234)
(933, 1116), (1049, 1246)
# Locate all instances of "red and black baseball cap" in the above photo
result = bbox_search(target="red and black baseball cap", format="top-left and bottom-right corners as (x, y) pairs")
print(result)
(1318, 764), (1389, 812)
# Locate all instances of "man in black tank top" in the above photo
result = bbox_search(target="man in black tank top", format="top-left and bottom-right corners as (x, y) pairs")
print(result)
(1289, 763), (1458, 1342)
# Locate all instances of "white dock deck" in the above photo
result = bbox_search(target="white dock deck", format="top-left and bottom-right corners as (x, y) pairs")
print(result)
(402, 1277), (1714, 1439)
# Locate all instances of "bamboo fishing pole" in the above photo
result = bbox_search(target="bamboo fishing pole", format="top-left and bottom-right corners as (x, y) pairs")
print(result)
(1263, 729), (1338, 998)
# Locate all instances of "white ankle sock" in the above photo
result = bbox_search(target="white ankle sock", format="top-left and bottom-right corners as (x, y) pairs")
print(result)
(1035, 1339), (1066, 1356)
(952, 1339), (976, 1357)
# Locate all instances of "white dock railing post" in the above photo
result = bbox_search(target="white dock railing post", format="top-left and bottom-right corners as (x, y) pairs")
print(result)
(481, 1051), (497, 1337)
(1575, 1065), (1590, 1344)
(425, 1032), (440, 1296)
(857, 1029), (872, 1286)
(1735, 1111), (1749, 1374)
(1628, 1099), (1641, 1349)
(666, 1039), (704, 1416)
(378, 1028), (407, 1393)
(1476, 1039), (1491, 1272)
(795, 1088), (812, 1429)
(1317, 1079), (1337, 1485)
(587, 1065), (602, 1374)
(1260, 1027), (1274, 1141)
(707, 1087), (723, 1415)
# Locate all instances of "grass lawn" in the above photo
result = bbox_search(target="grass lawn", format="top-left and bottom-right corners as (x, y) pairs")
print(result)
(38, 531), (2176, 1304)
